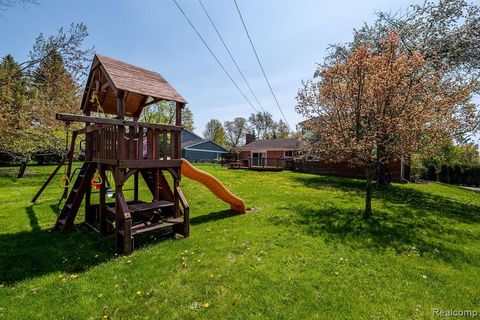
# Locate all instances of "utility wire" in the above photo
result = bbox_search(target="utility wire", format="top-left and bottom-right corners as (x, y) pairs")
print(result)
(172, 0), (258, 113)
(198, 0), (266, 113)
(233, 0), (290, 127)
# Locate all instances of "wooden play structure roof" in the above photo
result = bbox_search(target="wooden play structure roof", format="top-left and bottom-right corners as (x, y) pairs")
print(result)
(81, 54), (186, 117)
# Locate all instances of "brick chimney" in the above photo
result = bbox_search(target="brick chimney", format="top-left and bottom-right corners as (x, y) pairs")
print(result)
(246, 133), (254, 145)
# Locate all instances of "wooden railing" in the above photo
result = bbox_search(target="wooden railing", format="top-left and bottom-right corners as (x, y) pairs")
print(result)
(56, 113), (183, 167)
(87, 124), (182, 167)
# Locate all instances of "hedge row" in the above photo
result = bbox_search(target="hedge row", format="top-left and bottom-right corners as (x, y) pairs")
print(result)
(423, 163), (480, 187)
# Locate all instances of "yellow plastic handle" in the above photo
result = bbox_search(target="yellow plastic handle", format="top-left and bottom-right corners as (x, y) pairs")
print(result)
(58, 175), (71, 188)
(91, 170), (103, 186)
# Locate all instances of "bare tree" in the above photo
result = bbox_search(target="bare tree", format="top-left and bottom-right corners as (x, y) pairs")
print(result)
(224, 117), (247, 148)
(0, 0), (36, 13)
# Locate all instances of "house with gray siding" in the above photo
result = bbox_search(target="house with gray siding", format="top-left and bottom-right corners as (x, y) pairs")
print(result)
(181, 129), (228, 162)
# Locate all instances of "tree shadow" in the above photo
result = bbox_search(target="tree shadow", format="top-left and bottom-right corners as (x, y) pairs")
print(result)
(292, 175), (480, 224)
(0, 224), (115, 284)
(276, 174), (480, 267)
(1, 206), (239, 285)
(1, 203), (117, 284)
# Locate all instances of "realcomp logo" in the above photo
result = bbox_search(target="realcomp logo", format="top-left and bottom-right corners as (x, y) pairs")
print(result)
(432, 309), (478, 318)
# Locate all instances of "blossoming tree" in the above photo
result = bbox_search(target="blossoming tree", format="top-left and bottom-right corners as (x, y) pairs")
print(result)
(296, 33), (475, 217)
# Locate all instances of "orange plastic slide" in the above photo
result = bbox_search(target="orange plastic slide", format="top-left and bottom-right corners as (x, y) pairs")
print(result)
(181, 160), (246, 214)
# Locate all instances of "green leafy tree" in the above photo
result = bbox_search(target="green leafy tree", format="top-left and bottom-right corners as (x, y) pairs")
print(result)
(203, 119), (226, 147)
(0, 23), (92, 176)
(0, 54), (32, 157)
(139, 101), (194, 131)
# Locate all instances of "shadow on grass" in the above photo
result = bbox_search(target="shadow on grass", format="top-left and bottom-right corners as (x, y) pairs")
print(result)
(292, 175), (480, 224)
(25, 206), (40, 232)
(275, 174), (480, 266)
(0, 205), (115, 284)
(0, 208), (236, 284)
(0, 226), (115, 284)
(190, 210), (235, 226)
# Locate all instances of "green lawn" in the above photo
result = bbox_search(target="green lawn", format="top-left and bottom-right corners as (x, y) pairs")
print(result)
(0, 163), (479, 319)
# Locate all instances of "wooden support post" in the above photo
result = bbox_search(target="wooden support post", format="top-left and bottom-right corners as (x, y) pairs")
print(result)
(31, 159), (65, 203)
(154, 169), (160, 201)
(99, 166), (107, 233)
(84, 177), (92, 224)
(175, 102), (183, 160)
(173, 169), (180, 218)
(175, 102), (183, 126)
(114, 167), (132, 254)
(117, 90), (125, 119)
(117, 90), (126, 162)
(176, 186), (190, 237)
(62, 131), (78, 200)
(133, 171), (139, 202)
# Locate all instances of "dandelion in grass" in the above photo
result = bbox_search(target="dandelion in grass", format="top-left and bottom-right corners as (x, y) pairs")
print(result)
(204, 302), (209, 308)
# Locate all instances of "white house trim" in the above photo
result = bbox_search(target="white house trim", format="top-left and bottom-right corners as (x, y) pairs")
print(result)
(183, 139), (228, 152)
(184, 147), (228, 153)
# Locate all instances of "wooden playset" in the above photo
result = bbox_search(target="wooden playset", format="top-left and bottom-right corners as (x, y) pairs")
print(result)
(33, 54), (245, 254)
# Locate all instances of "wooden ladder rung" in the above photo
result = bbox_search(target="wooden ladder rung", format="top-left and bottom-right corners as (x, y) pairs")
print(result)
(118, 218), (183, 236)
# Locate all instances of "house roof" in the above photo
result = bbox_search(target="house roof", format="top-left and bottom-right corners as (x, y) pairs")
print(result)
(238, 138), (299, 151)
(181, 139), (203, 149)
(81, 54), (186, 117)
(181, 128), (202, 141)
(181, 129), (228, 152)
(183, 140), (228, 153)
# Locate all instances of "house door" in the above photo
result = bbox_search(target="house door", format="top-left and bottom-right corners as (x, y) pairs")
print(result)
(252, 152), (265, 166)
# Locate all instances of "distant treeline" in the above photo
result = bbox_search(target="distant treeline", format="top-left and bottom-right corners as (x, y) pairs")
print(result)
(422, 164), (480, 187)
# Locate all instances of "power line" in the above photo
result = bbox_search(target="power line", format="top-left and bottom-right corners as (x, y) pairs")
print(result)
(233, 0), (291, 127)
(172, 0), (258, 113)
(198, 0), (266, 113)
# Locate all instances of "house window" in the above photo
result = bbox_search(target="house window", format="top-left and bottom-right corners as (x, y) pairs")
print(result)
(284, 150), (293, 158)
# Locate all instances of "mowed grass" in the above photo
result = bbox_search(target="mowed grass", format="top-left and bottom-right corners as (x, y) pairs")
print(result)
(0, 163), (479, 319)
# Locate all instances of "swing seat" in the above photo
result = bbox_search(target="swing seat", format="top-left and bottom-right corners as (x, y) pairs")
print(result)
(106, 187), (114, 198)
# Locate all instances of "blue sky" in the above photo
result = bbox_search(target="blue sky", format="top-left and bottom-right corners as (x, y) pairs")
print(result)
(1, 0), (455, 137)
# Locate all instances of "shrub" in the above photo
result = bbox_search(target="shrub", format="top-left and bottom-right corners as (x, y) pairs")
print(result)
(429, 163), (480, 187)
(426, 163), (438, 181)
(438, 164), (449, 183)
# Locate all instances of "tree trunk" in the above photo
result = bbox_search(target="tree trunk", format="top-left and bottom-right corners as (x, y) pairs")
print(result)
(377, 162), (391, 186)
(17, 160), (28, 178)
(364, 167), (373, 218)
(376, 144), (390, 186)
